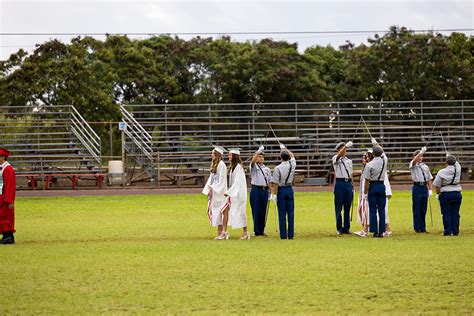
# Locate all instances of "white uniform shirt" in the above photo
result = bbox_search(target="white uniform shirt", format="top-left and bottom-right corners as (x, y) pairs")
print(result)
(409, 161), (433, 183)
(250, 162), (271, 186)
(362, 154), (388, 181)
(332, 155), (353, 179)
(272, 158), (296, 186)
(433, 162), (462, 193)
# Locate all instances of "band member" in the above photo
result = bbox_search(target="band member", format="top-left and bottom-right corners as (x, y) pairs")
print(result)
(202, 146), (227, 239)
(433, 155), (462, 236)
(332, 141), (353, 235)
(271, 144), (296, 240)
(362, 139), (388, 238)
(250, 145), (271, 236)
(223, 148), (250, 240)
(409, 146), (433, 233)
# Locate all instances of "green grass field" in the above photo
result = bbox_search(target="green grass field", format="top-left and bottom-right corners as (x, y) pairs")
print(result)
(1, 191), (473, 314)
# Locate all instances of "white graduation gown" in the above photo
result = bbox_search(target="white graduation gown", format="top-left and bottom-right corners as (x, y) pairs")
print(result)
(202, 160), (227, 226)
(225, 164), (248, 229)
(357, 176), (368, 225)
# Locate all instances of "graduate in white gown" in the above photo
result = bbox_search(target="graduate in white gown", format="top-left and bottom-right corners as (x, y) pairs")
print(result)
(355, 150), (373, 237)
(202, 146), (228, 239)
(220, 148), (250, 240)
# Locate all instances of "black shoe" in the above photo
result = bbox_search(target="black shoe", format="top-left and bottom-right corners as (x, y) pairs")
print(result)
(373, 233), (379, 238)
(443, 233), (451, 236)
(0, 236), (15, 244)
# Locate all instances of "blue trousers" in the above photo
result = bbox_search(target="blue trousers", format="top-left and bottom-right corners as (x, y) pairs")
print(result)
(277, 186), (294, 239)
(333, 180), (353, 233)
(412, 184), (428, 232)
(250, 186), (269, 235)
(439, 191), (462, 236)
(368, 182), (386, 234)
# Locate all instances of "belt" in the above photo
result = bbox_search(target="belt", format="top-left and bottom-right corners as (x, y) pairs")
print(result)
(252, 185), (268, 190)
(279, 185), (292, 188)
(413, 182), (427, 186)
(370, 180), (384, 184)
(336, 178), (352, 183)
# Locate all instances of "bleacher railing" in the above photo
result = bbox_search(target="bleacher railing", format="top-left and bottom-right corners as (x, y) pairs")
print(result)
(70, 106), (102, 164)
(0, 105), (102, 174)
(122, 100), (473, 184)
(120, 105), (156, 178)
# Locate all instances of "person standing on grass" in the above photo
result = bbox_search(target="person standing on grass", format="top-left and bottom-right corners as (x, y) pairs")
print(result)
(355, 149), (392, 238)
(355, 150), (373, 237)
(382, 175), (393, 237)
(433, 155), (462, 236)
(271, 144), (296, 240)
(249, 145), (271, 237)
(362, 138), (388, 238)
(409, 147), (434, 233)
(332, 141), (354, 235)
(222, 148), (250, 240)
(202, 146), (227, 239)
(0, 148), (16, 245)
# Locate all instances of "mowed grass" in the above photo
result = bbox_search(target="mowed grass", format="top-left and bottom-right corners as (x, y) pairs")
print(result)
(1, 191), (473, 314)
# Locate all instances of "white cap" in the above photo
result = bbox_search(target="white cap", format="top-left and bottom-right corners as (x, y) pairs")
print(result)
(213, 146), (225, 155)
(229, 148), (241, 155)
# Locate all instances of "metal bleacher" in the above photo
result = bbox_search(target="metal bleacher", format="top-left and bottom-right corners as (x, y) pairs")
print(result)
(121, 100), (473, 187)
(0, 105), (103, 189)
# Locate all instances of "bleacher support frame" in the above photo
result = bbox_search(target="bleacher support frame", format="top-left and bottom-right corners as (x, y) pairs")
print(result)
(0, 104), (104, 189)
(121, 100), (473, 187)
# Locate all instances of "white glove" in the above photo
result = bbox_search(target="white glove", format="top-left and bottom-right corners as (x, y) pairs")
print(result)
(371, 138), (378, 146)
(268, 193), (273, 201)
(345, 141), (353, 148)
(362, 193), (368, 201)
(272, 194), (278, 204)
(257, 145), (264, 153)
(436, 194), (440, 200)
(279, 143), (286, 150)
(428, 190), (433, 197)
(446, 152), (450, 157)
(420, 146), (427, 155)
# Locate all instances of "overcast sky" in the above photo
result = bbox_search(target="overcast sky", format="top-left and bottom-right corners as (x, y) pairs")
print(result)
(0, 0), (472, 60)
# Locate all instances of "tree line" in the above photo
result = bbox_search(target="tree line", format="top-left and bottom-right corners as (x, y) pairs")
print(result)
(0, 26), (472, 155)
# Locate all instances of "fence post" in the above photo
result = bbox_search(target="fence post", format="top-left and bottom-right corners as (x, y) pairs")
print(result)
(295, 103), (298, 137)
(121, 130), (126, 188)
(156, 151), (161, 190)
(109, 121), (113, 157)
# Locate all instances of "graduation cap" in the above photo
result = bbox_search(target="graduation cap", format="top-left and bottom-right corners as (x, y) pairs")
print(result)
(229, 148), (241, 155)
(0, 148), (10, 158)
(213, 146), (225, 155)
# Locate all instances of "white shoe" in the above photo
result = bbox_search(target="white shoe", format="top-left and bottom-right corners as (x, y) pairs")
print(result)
(354, 230), (367, 238)
(215, 231), (229, 240)
(383, 231), (392, 237)
(240, 232), (250, 240)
